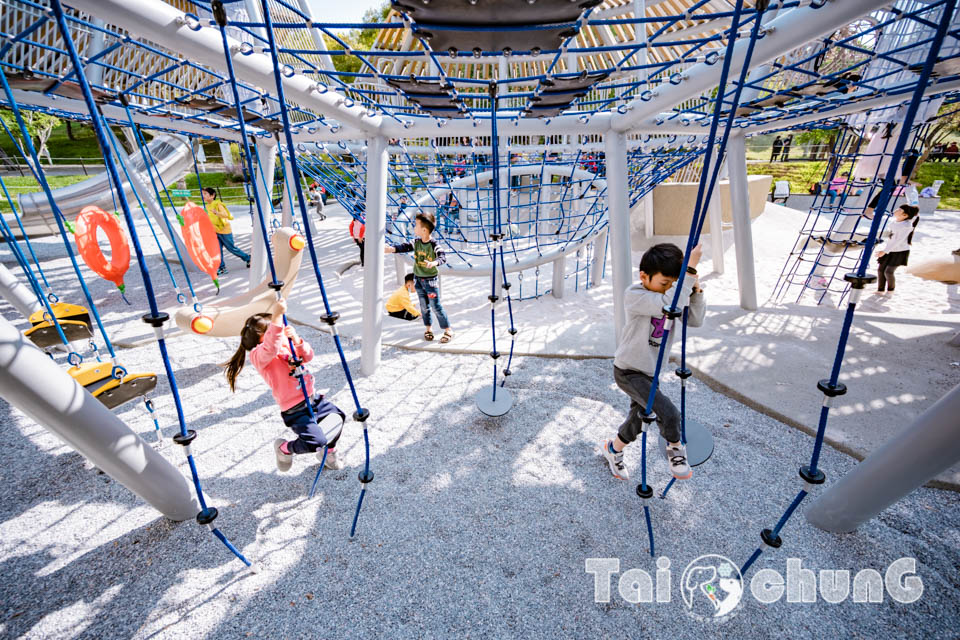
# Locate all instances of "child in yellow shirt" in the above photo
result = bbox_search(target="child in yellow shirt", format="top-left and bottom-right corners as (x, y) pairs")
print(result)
(385, 273), (420, 321)
(202, 186), (250, 275)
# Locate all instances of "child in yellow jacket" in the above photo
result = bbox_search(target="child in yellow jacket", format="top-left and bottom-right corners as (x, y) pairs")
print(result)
(202, 186), (250, 275)
(385, 273), (420, 321)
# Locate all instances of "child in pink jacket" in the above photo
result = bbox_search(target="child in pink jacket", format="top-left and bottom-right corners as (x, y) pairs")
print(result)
(224, 298), (345, 472)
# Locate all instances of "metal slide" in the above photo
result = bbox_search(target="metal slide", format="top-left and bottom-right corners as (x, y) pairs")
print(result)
(16, 133), (193, 234)
(0, 314), (200, 521)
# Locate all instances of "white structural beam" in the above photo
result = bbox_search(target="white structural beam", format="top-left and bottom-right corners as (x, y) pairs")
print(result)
(3, 88), (367, 144)
(0, 263), (40, 320)
(610, 0), (892, 132)
(605, 131), (632, 342)
(69, 0), (381, 134)
(727, 133), (756, 310)
(361, 135), (389, 376)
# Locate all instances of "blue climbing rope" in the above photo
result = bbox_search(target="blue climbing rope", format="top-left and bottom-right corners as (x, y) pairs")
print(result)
(48, 0), (252, 567)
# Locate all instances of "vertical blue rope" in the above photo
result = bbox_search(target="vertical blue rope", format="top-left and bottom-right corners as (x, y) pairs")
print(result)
(253, 0), (372, 525)
(741, 0), (956, 575)
(49, 0), (250, 567)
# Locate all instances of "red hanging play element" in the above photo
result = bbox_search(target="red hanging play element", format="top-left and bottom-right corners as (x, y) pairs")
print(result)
(74, 205), (130, 293)
(180, 202), (221, 287)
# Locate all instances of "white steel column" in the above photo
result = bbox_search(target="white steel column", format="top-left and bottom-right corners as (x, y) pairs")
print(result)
(605, 132), (632, 342)
(251, 139), (277, 288)
(708, 153), (726, 274)
(219, 141), (236, 172)
(84, 18), (107, 87)
(591, 229), (608, 287)
(551, 254), (566, 299)
(0, 317), (200, 521)
(280, 152), (296, 228)
(728, 134), (757, 310)
(642, 193), (654, 238)
(361, 135), (389, 375)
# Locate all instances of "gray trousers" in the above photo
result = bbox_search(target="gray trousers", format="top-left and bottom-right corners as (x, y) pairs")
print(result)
(614, 366), (681, 444)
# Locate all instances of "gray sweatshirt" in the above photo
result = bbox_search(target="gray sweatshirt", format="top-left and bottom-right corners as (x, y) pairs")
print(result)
(613, 278), (706, 377)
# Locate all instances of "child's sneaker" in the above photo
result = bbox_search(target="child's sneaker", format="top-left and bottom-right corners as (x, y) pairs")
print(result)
(319, 447), (342, 470)
(665, 442), (692, 480)
(274, 438), (293, 472)
(598, 440), (629, 481)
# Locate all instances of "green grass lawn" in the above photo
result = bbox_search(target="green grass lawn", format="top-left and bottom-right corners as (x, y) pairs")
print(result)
(747, 160), (960, 209)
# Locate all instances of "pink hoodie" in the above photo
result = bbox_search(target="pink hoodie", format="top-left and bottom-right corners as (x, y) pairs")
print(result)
(249, 323), (314, 411)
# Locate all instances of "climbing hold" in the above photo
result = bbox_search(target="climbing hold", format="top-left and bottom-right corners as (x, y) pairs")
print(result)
(190, 314), (214, 334)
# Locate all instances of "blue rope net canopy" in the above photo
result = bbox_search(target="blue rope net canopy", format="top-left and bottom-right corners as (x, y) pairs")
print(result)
(1, 2), (957, 149)
(3, 1), (958, 299)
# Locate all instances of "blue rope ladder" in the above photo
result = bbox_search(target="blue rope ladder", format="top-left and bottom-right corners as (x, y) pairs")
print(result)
(740, 0), (957, 576)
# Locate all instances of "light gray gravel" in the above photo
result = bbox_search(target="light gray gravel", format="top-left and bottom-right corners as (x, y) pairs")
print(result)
(1, 220), (958, 639)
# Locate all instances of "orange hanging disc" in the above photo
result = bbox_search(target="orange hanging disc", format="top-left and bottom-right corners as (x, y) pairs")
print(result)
(180, 202), (221, 285)
(74, 205), (130, 293)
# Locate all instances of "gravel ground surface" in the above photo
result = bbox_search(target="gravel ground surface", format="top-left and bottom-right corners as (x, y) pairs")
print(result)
(1, 216), (959, 639)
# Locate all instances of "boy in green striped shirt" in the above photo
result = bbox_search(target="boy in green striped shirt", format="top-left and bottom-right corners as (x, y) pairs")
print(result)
(385, 212), (454, 343)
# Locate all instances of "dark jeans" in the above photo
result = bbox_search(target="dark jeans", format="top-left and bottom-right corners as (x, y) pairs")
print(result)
(614, 366), (681, 445)
(280, 395), (345, 455)
(414, 275), (450, 330)
(354, 239), (364, 266)
(877, 264), (899, 291)
(388, 309), (418, 321)
(218, 233), (250, 265)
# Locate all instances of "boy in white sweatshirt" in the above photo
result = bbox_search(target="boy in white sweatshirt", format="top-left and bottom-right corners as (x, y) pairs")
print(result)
(599, 243), (706, 481)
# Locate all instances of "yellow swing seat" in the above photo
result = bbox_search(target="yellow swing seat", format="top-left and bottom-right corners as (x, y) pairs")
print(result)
(24, 319), (94, 347)
(67, 362), (158, 410)
(25, 302), (93, 348)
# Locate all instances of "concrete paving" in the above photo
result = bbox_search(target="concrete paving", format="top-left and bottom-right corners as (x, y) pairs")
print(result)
(2, 199), (957, 488)
(285, 202), (960, 488)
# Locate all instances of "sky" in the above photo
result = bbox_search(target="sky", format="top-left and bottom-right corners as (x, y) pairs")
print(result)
(308, 0), (385, 26)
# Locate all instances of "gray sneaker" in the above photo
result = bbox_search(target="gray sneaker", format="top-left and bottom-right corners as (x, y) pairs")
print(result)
(274, 438), (293, 472)
(599, 440), (629, 481)
(319, 448), (342, 470)
(665, 442), (692, 480)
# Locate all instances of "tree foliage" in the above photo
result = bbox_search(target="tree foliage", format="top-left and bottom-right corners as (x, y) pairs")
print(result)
(0, 108), (62, 163)
(325, 1), (391, 83)
(920, 101), (960, 163)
